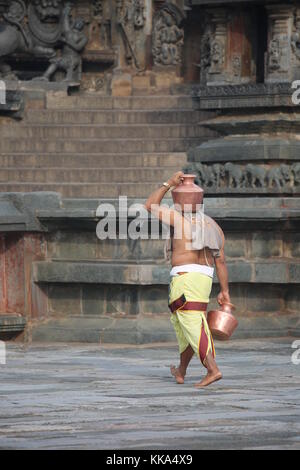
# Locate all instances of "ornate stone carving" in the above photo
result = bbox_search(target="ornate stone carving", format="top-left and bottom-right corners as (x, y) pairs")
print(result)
(199, 20), (213, 84)
(0, 1), (88, 83)
(152, 2), (185, 67)
(206, 8), (228, 85)
(266, 5), (294, 83)
(86, 0), (112, 52)
(188, 162), (300, 193)
(0, 0), (58, 79)
(117, 0), (146, 70)
(28, 0), (64, 46)
(291, 10), (300, 63)
(40, 4), (88, 83)
(189, 82), (295, 109)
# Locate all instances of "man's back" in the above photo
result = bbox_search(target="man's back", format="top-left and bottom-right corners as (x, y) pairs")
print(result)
(171, 213), (223, 268)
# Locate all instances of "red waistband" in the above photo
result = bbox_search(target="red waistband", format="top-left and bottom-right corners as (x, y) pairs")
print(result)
(169, 294), (208, 313)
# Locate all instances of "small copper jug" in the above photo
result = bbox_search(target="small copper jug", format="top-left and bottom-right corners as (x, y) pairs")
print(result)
(207, 303), (238, 341)
(172, 174), (204, 213)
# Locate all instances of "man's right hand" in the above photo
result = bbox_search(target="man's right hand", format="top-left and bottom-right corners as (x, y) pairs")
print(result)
(217, 291), (231, 306)
(167, 172), (184, 188)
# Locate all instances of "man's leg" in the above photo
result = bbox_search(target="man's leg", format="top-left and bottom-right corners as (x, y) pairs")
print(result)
(177, 310), (223, 388)
(194, 351), (222, 388)
(170, 344), (194, 384)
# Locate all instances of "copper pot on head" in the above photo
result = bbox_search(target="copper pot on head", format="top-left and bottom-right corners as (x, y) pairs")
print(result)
(207, 303), (238, 341)
(172, 174), (204, 212)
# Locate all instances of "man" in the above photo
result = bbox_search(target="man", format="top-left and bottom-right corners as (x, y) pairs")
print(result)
(145, 171), (231, 388)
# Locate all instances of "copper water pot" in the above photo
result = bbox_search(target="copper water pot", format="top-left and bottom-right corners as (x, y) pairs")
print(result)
(207, 303), (238, 341)
(172, 174), (204, 212)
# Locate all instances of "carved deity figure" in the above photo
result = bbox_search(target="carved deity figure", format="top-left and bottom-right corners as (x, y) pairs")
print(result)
(116, 0), (145, 70)
(199, 21), (213, 84)
(0, 0), (58, 79)
(152, 4), (184, 66)
(268, 38), (282, 71)
(291, 15), (300, 61)
(41, 4), (88, 82)
(209, 39), (225, 74)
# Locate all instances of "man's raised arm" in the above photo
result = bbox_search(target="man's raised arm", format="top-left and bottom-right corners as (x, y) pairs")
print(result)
(144, 171), (184, 226)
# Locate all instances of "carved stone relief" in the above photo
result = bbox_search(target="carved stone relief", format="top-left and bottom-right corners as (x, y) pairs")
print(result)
(0, 0), (88, 82)
(188, 162), (300, 193)
(206, 9), (227, 85)
(152, 2), (185, 67)
(117, 0), (146, 70)
(266, 5), (294, 83)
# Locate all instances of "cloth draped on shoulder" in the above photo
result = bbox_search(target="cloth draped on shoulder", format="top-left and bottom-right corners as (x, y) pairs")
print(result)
(164, 211), (223, 262)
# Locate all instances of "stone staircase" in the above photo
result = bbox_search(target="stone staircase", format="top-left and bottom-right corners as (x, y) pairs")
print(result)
(0, 93), (211, 198)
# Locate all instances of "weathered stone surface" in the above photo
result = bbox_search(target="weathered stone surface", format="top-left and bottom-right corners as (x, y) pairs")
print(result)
(48, 284), (82, 316)
(225, 234), (247, 258)
(0, 315), (26, 334)
(82, 285), (107, 316)
(251, 233), (283, 258)
(254, 262), (287, 284)
(0, 339), (300, 450)
(247, 285), (284, 313)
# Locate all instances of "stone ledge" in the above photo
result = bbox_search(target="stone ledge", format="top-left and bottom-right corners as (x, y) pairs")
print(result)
(32, 261), (300, 285)
(31, 314), (300, 343)
(0, 315), (26, 333)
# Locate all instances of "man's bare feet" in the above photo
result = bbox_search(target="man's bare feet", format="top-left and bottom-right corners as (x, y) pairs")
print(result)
(170, 365), (185, 384)
(194, 371), (223, 388)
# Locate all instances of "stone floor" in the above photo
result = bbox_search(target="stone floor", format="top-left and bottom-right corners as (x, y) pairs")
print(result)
(0, 338), (300, 450)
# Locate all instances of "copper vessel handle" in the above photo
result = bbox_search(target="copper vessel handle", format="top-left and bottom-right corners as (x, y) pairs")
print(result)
(220, 302), (236, 312)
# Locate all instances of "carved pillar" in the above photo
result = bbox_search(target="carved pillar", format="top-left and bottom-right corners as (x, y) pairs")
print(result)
(227, 9), (257, 85)
(265, 4), (294, 84)
(206, 9), (228, 86)
(291, 7), (300, 81)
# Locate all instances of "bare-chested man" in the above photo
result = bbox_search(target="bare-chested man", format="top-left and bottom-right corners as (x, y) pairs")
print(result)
(145, 171), (231, 388)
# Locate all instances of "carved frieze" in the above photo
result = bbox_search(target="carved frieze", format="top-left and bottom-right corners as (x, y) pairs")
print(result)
(186, 162), (300, 194)
(152, 2), (185, 67)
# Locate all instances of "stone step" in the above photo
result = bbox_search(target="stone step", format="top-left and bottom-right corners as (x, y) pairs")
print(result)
(0, 138), (204, 154)
(1, 167), (178, 183)
(0, 124), (204, 139)
(46, 94), (198, 111)
(0, 182), (162, 198)
(0, 152), (187, 169)
(0, 153), (187, 169)
(25, 109), (203, 125)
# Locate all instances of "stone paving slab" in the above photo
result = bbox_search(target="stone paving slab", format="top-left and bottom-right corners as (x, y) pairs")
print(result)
(0, 339), (299, 450)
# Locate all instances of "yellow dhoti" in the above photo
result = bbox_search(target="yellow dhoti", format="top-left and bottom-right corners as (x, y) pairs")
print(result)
(169, 272), (215, 364)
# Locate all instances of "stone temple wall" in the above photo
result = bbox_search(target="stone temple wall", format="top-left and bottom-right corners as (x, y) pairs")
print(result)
(0, 0), (299, 343)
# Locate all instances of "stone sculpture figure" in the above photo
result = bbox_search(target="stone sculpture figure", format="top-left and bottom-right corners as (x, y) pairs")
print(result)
(152, 3), (184, 66)
(245, 164), (267, 188)
(116, 0), (145, 70)
(268, 38), (281, 71)
(291, 14), (300, 61)
(267, 164), (292, 189)
(224, 163), (245, 188)
(0, 0), (59, 79)
(209, 40), (225, 74)
(292, 162), (300, 184)
(41, 4), (88, 82)
(199, 22), (213, 84)
(212, 163), (225, 188)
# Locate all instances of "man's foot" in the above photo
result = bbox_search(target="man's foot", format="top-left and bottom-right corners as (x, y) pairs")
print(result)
(170, 365), (185, 384)
(194, 371), (223, 388)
